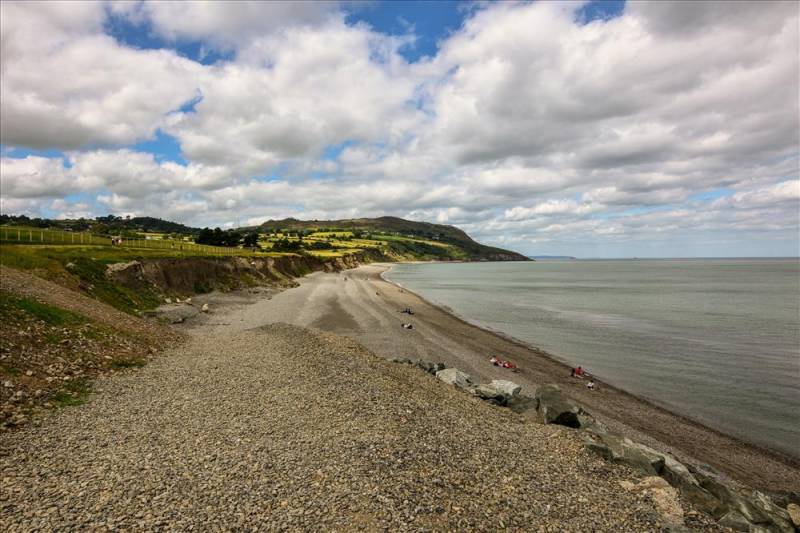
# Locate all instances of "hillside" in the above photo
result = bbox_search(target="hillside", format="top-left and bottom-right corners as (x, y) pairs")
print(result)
(258, 216), (529, 262)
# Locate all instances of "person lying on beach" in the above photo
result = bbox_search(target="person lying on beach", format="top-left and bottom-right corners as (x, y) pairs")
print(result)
(587, 381), (595, 390)
(402, 323), (413, 329)
(489, 356), (517, 370)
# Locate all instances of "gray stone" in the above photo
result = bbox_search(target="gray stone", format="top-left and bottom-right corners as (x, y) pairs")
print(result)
(435, 368), (473, 389)
(201, 303), (210, 313)
(534, 384), (588, 429)
(618, 438), (666, 475)
(750, 491), (794, 533)
(489, 380), (521, 398)
(582, 432), (667, 476)
(718, 510), (750, 531)
(413, 360), (443, 375)
(474, 384), (507, 405)
(786, 503), (800, 528)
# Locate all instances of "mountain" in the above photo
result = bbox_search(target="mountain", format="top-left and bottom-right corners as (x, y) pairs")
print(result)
(258, 216), (530, 262)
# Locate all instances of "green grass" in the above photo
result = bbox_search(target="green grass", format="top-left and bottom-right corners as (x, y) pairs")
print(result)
(0, 245), (194, 313)
(0, 363), (21, 376)
(52, 378), (91, 407)
(0, 291), (85, 326)
(110, 358), (146, 369)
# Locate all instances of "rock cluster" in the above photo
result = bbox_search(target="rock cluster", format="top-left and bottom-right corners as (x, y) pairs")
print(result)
(389, 358), (446, 376)
(409, 362), (796, 533)
(532, 383), (795, 532)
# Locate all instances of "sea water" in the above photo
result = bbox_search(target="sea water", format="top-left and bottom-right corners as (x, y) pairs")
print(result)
(385, 259), (800, 457)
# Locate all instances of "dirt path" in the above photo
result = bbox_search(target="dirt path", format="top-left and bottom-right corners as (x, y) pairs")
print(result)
(198, 264), (799, 492)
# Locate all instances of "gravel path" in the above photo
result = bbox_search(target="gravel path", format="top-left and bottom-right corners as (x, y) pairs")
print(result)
(197, 264), (800, 493)
(2, 322), (692, 531)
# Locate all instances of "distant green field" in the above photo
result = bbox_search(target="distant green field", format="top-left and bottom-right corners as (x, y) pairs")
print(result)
(0, 226), (263, 257)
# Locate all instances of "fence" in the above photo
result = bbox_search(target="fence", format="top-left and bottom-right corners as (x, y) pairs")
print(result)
(0, 227), (259, 257)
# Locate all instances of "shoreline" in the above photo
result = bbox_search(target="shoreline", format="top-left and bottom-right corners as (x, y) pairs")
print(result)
(175, 261), (799, 492)
(370, 262), (799, 491)
(378, 263), (792, 458)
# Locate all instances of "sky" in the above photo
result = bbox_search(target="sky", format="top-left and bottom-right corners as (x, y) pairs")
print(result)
(0, 0), (798, 258)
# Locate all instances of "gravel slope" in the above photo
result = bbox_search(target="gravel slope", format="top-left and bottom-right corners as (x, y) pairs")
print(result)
(2, 323), (688, 531)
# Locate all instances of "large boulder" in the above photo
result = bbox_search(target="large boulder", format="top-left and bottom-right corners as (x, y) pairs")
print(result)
(786, 504), (800, 529)
(534, 384), (590, 429)
(414, 360), (445, 375)
(435, 368), (473, 390)
(636, 477), (685, 529)
(489, 380), (521, 398)
(474, 383), (508, 405)
(583, 431), (667, 475)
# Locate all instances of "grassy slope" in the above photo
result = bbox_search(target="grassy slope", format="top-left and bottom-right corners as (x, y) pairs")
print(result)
(0, 266), (179, 428)
(257, 216), (529, 261)
(0, 245), (200, 313)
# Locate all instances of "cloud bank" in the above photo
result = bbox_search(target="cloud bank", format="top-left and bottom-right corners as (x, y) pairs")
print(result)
(1, 0), (798, 256)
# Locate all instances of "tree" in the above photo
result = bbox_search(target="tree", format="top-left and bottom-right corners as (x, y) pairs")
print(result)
(243, 232), (260, 248)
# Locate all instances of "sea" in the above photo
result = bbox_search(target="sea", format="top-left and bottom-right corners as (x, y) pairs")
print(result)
(385, 259), (800, 457)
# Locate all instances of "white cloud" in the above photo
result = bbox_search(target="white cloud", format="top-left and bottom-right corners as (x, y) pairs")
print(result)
(164, 20), (422, 178)
(141, 0), (338, 51)
(0, 1), (202, 149)
(0, 0), (797, 256)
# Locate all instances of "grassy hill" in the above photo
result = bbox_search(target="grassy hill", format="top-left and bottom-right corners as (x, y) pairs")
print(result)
(257, 216), (529, 262)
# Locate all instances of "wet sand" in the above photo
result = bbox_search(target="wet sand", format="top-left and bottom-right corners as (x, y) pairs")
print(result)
(194, 263), (800, 492)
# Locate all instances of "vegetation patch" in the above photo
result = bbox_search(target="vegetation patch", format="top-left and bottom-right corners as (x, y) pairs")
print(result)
(110, 358), (147, 369)
(52, 378), (92, 407)
(0, 293), (85, 326)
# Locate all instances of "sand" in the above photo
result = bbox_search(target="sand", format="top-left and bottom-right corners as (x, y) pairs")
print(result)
(186, 263), (799, 493)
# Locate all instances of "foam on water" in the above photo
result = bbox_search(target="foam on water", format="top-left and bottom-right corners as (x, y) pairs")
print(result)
(386, 258), (800, 457)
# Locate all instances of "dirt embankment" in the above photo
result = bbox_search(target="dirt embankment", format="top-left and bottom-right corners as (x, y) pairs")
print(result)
(0, 266), (180, 430)
(106, 250), (382, 296)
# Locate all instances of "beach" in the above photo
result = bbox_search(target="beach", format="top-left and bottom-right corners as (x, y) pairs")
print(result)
(192, 263), (799, 492)
(1, 268), (707, 531)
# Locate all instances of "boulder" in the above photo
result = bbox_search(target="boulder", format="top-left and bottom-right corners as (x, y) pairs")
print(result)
(749, 491), (794, 533)
(534, 384), (589, 428)
(474, 384), (508, 405)
(582, 432), (665, 475)
(640, 477), (684, 528)
(201, 303), (210, 313)
(489, 380), (521, 398)
(435, 368), (473, 390)
(718, 510), (751, 531)
(413, 360), (445, 375)
(787, 503), (800, 528)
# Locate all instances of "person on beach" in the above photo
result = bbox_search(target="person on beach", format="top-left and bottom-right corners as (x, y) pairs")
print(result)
(575, 366), (583, 378)
(587, 381), (595, 390)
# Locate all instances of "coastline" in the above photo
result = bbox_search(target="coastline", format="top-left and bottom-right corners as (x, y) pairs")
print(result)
(175, 260), (798, 492)
(372, 262), (800, 491)
(378, 263), (781, 449)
